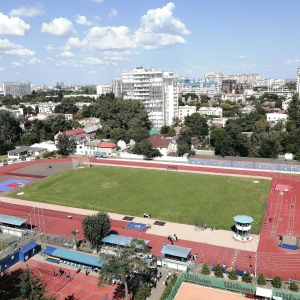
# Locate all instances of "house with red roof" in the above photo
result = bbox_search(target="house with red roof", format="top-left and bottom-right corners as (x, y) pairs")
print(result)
(149, 133), (172, 156)
(98, 141), (117, 156)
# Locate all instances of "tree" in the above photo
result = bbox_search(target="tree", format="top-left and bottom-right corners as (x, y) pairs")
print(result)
(82, 212), (111, 250)
(212, 128), (233, 157)
(184, 113), (209, 139)
(242, 271), (252, 283)
(54, 99), (79, 114)
(132, 139), (162, 159)
(272, 276), (282, 289)
(257, 273), (266, 286)
(290, 282), (299, 292)
(177, 127), (192, 156)
(201, 263), (210, 275)
(0, 110), (22, 143)
(56, 133), (75, 156)
(98, 239), (150, 300)
(20, 132), (39, 146)
(214, 264), (223, 278)
(17, 265), (47, 299)
(228, 269), (238, 280)
(134, 283), (151, 300)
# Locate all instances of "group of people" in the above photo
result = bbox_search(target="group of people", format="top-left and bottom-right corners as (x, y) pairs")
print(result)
(164, 271), (172, 286)
(53, 268), (71, 281)
(166, 234), (178, 245)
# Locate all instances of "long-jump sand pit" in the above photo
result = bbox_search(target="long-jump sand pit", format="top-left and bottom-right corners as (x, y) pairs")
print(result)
(174, 282), (244, 300)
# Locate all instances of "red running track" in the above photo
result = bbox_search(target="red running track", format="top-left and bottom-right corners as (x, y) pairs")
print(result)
(1, 158), (300, 280)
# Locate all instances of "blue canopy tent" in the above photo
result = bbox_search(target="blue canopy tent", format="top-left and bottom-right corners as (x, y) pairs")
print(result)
(161, 244), (191, 261)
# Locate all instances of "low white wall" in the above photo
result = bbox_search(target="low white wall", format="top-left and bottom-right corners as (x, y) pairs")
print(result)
(161, 258), (189, 271)
(118, 152), (188, 163)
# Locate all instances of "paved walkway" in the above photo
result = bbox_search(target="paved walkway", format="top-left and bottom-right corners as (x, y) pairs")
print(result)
(0, 196), (259, 252)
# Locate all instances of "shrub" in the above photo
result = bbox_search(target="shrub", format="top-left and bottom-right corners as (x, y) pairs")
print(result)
(242, 272), (252, 283)
(160, 273), (178, 300)
(201, 263), (210, 275)
(290, 282), (299, 292)
(272, 276), (282, 289)
(228, 269), (238, 280)
(257, 273), (266, 286)
(214, 264), (223, 278)
(135, 283), (151, 300)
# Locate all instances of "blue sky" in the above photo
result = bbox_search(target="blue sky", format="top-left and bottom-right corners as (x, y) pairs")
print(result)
(0, 0), (299, 86)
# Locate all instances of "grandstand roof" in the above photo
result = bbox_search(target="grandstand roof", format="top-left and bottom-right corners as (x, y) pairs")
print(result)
(43, 246), (105, 268)
(102, 234), (150, 248)
(0, 214), (28, 226)
(161, 244), (191, 258)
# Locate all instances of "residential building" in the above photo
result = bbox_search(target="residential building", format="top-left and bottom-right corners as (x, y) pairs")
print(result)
(96, 84), (112, 95)
(149, 133), (172, 156)
(266, 113), (288, 123)
(221, 80), (237, 94)
(7, 146), (45, 159)
(178, 106), (197, 121)
(3, 82), (32, 97)
(221, 94), (246, 103)
(98, 142), (117, 156)
(178, 79), (219, 96)
(119, 67), (179, 129)
(205, 72), (226, 85)
(198, 107), (222, 117)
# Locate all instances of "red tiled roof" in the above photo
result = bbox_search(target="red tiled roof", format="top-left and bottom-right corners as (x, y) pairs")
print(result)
(99, 142), (117, 148)
(149, 138), (170, 148)
(64, 128), (85, 135)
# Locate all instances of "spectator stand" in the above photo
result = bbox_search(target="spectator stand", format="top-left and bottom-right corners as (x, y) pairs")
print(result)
(43, 246), (104, 272)
(0, 214), (31, 237)
(101, 234), (149, 254)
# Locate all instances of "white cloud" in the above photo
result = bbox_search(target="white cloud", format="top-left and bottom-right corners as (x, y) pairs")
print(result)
(140, 2), (189, 35)
(27, 58), (42, 65)
(88, 0), (104, 3)
(108, 9), (118, 18)
(238, 55), (247, 59)
(10, 4), (44, 18)
(3, 48), (35, 56)
(65, 26), (134, 51)
(283, 59), (300, 65)
(56, 59), (82, 67)
(0, 67), (4, 71)
(83, 57), (104, 65)
(41, 18), (75, 37)
(12, 61), (23, 67)
(64, 2), (189, 53)
(46, 45), (55, 51)
(135, 2), (190, 49)
(60, 51), (75, 58)
(76, 15), (92, 26)
(0, 13), (30, 36)
(0, 39), (21, 50)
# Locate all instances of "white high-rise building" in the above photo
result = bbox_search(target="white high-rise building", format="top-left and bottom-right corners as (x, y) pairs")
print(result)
(3, 82), (32, 97)
(297, 67), (300, 95)
(120, 67), (178, 129)
(96, 84), (112, 95)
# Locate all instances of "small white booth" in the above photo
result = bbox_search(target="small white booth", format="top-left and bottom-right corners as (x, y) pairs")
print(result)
(256, 287), (272, 300)
(233, 215), (253, 241)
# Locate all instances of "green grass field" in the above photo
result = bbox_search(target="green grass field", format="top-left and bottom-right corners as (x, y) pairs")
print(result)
(8, 166), (271, 233)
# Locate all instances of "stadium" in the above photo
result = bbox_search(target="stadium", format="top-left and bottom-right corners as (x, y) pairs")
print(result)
(0, 156), (300, 299)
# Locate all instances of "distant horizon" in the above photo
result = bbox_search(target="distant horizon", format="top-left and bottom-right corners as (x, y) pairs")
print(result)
(1, 1), (299, 86)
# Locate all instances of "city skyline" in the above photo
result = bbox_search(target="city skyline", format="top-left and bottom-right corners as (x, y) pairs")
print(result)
(0, 0), (299, 86)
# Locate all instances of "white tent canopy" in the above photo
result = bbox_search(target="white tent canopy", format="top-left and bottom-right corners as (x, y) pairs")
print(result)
(256, 287), (272, 298)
